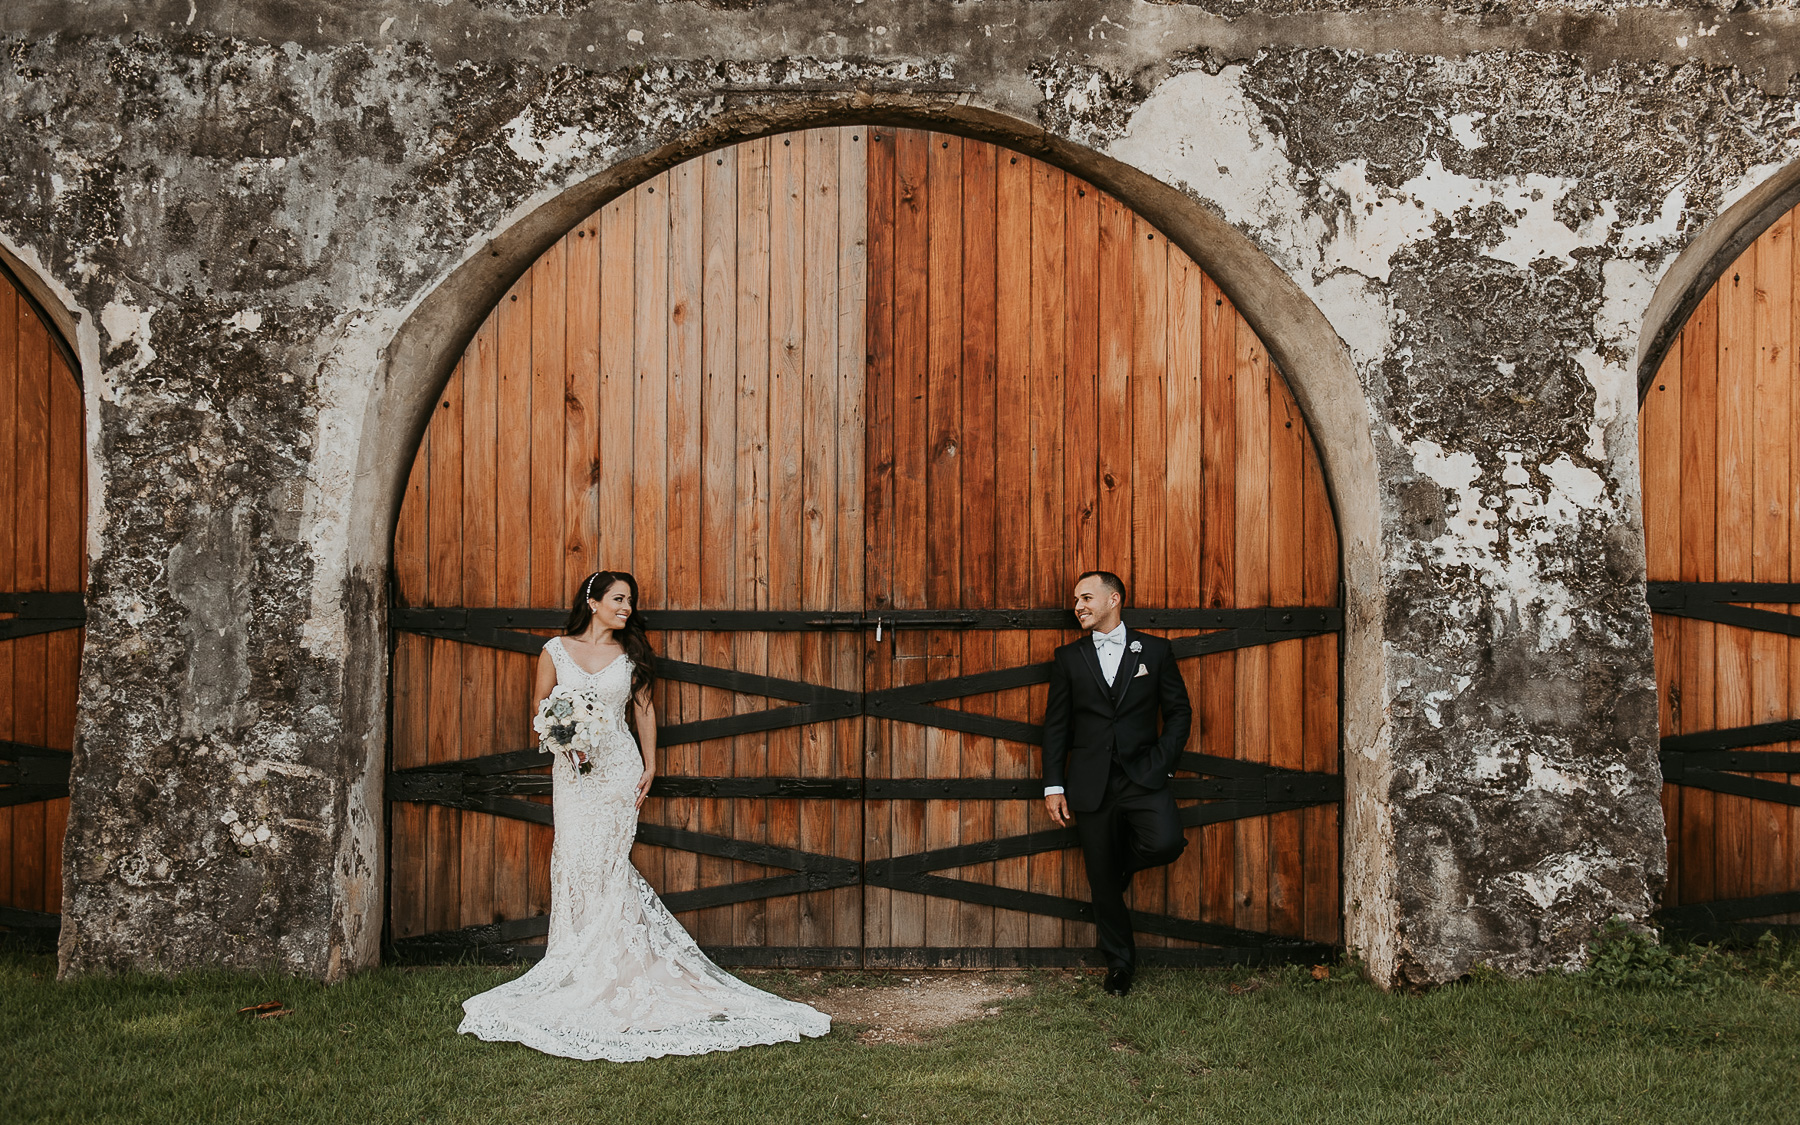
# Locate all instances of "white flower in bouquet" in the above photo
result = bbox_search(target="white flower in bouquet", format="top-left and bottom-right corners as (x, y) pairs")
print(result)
(533, 684), (612, 775)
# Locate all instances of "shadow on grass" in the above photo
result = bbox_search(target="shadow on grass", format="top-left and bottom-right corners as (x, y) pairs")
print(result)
(3, 937), (1799, 1125)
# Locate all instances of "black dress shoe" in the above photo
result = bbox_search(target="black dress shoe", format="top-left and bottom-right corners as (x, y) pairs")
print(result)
(1102, 968), (1134, 996)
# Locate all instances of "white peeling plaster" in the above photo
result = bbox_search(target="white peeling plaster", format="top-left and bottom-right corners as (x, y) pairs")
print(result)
(1112, 67), (1620, 372)
(1404, 436), (1615, 653)
(99, 298), (157, 377)
(295, 316), (393, 660)
(1510, 854), (1591, 913)
(1447, 112), (1487, 151)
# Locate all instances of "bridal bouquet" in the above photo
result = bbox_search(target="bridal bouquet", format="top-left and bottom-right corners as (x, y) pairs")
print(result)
(532, 684), (613, 776)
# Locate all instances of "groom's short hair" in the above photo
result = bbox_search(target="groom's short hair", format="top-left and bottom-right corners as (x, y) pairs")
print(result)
(1076, 570), (1126, 602)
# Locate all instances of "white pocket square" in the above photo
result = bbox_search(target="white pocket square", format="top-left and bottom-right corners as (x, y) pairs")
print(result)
(1134, 664), (1150, 678)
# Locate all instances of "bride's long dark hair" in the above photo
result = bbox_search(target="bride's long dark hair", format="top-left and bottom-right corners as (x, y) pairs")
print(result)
(565, 570), (655, 699)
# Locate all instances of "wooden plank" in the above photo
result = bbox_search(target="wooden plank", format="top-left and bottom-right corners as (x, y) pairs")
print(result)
(1753, 215), (1793, 901)
(0, 286), (12, 907)
(1716, 253), (1757, 904)
(1301, 427), (1341, 942)
(731, 135), (775, 949)
(795, 127), (842, 946)
(41, 343), (75, 913)
(389, 441), (431, 937)
(564, 215), (602, 599)
(634, 174), (672, 603)
(1027, 155), (1068, 947)
(695, 142), (738, 945)
(1790, 209), (1800, 920)
(662, 154), (705, 907)
(989, 145), (1035, 949)
(764, 131), (806, 949)
(835, 126), (868, 948)
(1063, 175), (1099, 580)
(924, 132), (965, 950)
(631, 177), (673, 898)
(1642, 327), (1685, 900)
(10, 303), (47, 910)
(525, 233), (571, 923)
(0, 288), (15, 907)
(494, 271), (536, 926)
(1164, 250), (1206, 935)
(1266, 373), (1307, 937)
(13, 306), (46, 597)
(460, 319), (500, 927)
(1678, 287), (1720, 905)
(863, 128), (897, 953)
(1199, 278), (1238, 928)
(959, 138), (1000, 951)
(1096, 194), (1134, 576)
(1128, 215), (1170, 943)
(1130, 216), (1170, 612)
(1233, 311), (1272, 935)
(425, 354), (464, 934)
(597, 195), (636, 578)
(887, 128), (932, 949)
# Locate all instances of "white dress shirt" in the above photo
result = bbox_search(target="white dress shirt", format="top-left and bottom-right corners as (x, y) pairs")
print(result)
(1045, 623), (1129, 798)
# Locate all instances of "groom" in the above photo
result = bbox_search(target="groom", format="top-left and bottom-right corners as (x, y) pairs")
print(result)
(1041, 571), (1193, 997)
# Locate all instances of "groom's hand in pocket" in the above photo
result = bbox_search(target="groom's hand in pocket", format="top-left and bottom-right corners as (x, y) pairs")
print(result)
(1044, 792), (1070, 826)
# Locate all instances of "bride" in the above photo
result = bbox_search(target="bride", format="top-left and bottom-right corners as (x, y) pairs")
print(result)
(458, 570), (831, 1060)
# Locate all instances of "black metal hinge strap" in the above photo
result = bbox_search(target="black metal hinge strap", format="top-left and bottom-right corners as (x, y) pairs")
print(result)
(1658, 760), (1800, 806)
(866, 870), (1332, 955)
(654, 659), (859, 706)
(1657, 891), (1800, 930)
(659, 702), (862, 747)
(392, 604), (1345, 644)
(1660, 750), (1800, 773)
(1169, 625), (1336, 659)
(868, 826), (1081, 877)
(1647, 582), (1800, 636)
(0, 592), (86, 643)
(0, 905), (61, 930)
(1662, 721), (1800, 754)
(0, 741), (72, 807)
(633, 824), (861, 879)
(662, 870), (861, 913)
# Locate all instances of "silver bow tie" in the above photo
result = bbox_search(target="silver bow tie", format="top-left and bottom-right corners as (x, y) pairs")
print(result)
(1094, 634), (1125, 649)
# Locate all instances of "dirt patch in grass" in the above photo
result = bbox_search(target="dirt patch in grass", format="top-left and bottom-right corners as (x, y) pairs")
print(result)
(805, 972), (1031, 1045)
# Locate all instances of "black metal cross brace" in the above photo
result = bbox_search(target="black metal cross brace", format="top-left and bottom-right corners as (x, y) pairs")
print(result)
(387, 745), (1342, 963)
(0, 741), (72, 808)
(0, 592), (85, 644)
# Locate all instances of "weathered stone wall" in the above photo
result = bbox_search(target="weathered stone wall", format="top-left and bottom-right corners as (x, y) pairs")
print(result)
(4, 0), (1797, 986)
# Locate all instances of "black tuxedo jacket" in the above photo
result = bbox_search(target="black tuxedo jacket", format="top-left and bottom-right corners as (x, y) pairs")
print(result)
(1041, 629), (1193, 813)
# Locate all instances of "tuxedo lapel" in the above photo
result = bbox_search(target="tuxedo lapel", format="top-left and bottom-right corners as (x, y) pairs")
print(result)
(1110, 632), (1142, 707)
(1075, 638), (1113, 702)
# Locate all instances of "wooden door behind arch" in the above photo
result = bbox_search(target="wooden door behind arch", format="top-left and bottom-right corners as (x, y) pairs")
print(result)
(389, 128), (869, 961)
(1642, 204), (1800, 937)
(0, 268), (85, 948)
(860, 129), (1341, 963)
(388, 126), (1344, 966)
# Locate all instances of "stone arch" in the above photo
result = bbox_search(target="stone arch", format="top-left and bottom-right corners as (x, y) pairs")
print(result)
(1636, 158), (1800, 400)
(362, 100), (1388, 971)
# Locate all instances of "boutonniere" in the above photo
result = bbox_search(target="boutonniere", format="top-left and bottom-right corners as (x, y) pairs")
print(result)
(1129, 640), (1142, 653)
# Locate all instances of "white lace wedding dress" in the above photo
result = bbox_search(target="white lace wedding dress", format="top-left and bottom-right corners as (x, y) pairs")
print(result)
(458, 636), (831, 1061)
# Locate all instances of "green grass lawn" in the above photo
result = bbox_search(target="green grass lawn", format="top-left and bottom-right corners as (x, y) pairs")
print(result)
(4, 936), (1798, 1125)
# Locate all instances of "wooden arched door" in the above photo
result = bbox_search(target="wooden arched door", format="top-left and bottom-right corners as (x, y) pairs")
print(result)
(0, 263), (84, 950)
(388, 128), (1343, 967)
(1642, 206), (1800, 938)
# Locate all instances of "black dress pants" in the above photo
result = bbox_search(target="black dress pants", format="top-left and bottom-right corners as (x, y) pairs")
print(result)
(1072, 764), (1187, 972)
